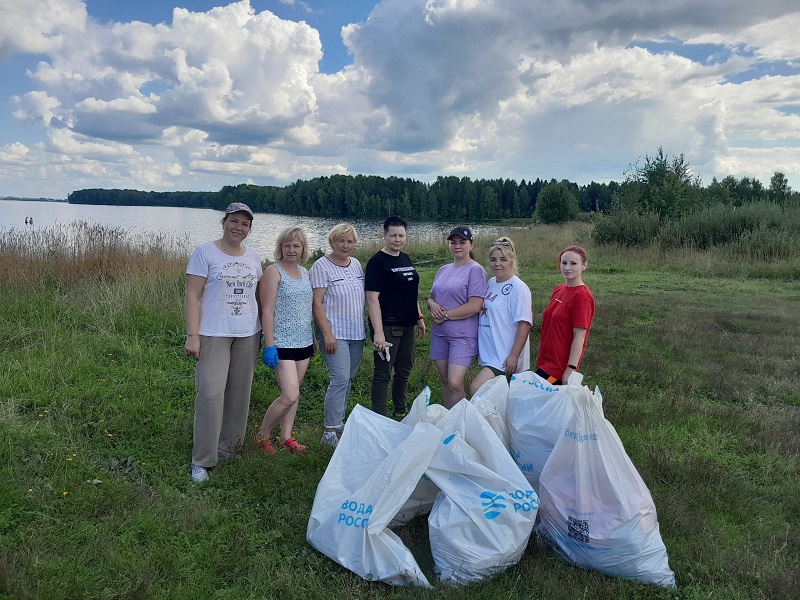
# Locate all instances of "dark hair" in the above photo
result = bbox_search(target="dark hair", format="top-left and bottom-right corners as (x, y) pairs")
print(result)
(383, 215), (408, 232)
(557, 245), (588, 269)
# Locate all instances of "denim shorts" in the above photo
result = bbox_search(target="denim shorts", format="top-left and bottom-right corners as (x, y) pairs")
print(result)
(429, 333), (477, 367)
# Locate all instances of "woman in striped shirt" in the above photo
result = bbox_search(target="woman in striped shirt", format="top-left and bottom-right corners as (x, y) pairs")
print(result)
(310, 224), (367, 448)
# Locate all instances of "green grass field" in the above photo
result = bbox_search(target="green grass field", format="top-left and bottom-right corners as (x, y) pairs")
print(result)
(0, 223), (798, 599)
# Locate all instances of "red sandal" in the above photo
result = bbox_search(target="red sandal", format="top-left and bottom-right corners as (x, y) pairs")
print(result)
(279, 437), (307, 454)
(253, 435), (276, 455)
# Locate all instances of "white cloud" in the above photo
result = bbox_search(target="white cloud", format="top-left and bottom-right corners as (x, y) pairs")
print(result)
(0, 142), (30, 163)
(1, 0), (799, 197)
(0, 0), (86, 59)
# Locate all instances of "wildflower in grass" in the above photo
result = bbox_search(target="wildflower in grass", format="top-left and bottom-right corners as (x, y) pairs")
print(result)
(62, 491), (68, 496)
(27, 488), (32, 493)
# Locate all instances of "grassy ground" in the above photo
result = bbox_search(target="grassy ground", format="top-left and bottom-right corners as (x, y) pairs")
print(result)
(0, 223), (798, 599)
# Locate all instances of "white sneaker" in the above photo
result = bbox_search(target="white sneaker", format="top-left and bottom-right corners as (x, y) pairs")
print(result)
(191, 464), (209, 483)
(320, 431), (339, 449)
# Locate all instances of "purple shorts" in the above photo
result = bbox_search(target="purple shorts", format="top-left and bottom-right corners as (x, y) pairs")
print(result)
(429, 333), (477, 367)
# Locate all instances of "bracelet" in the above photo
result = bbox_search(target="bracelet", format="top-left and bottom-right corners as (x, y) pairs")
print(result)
(418, 315), (424, 320)
(186, 334), (197, 337)
(568, 364), (577, 370)
(444, 312), (449, 320)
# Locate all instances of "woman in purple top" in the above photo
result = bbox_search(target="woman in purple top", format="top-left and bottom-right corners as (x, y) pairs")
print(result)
(426, 226), (488, 408)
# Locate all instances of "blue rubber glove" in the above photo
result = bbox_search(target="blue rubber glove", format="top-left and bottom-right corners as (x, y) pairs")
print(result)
(263, 345), (279, 369)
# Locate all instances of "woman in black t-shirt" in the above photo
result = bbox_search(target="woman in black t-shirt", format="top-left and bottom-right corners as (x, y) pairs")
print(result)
(365, 216), (426, 417)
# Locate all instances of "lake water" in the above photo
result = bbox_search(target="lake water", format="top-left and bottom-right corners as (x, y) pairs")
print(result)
(1, 199), (504, 261)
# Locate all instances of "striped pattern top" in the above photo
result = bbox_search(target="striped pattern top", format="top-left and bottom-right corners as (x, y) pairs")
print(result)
(309, 255), (367, 341)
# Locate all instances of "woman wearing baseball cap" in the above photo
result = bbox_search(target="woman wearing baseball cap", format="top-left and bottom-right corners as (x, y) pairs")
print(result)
(185, 202), (262, 483)
(427, 226), (487, 407)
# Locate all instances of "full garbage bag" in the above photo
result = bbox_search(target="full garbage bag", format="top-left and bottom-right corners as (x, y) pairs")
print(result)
(536, 373), (676, 587)
(391, 387), (444, 527)
(507, 371), (572, 494)
(426, 401), (539, 584)
(401, 386), (448, 427)
(306, 405), (441, 587)
(469, 375), (511, 450)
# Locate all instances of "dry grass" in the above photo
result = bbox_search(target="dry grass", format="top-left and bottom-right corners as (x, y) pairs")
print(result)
(0, 221), (189, 285)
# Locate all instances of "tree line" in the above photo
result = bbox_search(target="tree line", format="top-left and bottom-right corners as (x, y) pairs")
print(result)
(67, 152), (797, 226)
(67, 174), (616, 221)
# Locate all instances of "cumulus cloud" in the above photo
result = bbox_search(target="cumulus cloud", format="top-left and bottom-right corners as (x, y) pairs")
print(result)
(0, 0), (86, 59)
(1, 0), (799, 197)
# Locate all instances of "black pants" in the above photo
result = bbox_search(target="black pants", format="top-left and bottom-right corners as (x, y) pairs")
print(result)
(370, 324), (415, 416)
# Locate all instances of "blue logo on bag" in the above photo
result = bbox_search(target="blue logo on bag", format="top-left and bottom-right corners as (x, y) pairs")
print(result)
(480, 491), (507, 520)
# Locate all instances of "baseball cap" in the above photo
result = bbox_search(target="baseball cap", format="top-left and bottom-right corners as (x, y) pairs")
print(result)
(225, 202), (254, 219)
(447, 226), (473, 241)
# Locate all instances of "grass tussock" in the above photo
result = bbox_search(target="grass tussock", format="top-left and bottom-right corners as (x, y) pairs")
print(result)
(1, 221), (798, 599)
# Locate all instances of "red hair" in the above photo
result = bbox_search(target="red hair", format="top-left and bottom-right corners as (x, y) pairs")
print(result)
(557, 245), (588, 270)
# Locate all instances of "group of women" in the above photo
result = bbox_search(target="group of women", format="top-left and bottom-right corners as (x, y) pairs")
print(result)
(185, 204), (595, 483)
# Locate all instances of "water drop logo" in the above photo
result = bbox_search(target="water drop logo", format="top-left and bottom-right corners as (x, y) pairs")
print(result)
(480, 491), (507, 521)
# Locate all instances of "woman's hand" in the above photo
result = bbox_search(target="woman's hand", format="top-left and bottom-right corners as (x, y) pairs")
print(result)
(417, 317), (426, 338)
(503, 352), (520, 375)
(263, 345), (280, 369)
(372, 332), (387, 352)
(427, 298), (446, 322)
(323, 334), (337, 355)
(185, 335), (201, 360)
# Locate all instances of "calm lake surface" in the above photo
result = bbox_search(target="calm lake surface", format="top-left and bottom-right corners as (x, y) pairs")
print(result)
(1, 199), (504, 261)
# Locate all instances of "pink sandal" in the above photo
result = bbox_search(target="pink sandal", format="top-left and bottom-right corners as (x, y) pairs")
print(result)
(253, 435), (276, 455)
(279, 437), (307, 454)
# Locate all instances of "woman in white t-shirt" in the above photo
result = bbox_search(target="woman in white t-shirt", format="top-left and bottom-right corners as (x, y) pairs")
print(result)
(469, 237), (533, 396)
(185, 202), (262, 484)
(310, 223), (366, 448)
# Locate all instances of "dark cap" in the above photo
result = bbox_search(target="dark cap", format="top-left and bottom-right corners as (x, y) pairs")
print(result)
(225, 202), (254, 219)
(447, 226), (473, 241)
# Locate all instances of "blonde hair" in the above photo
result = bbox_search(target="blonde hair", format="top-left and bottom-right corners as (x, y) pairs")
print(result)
(274, 226), (309, 263)
(327, 223), (358, 246)
(488, 237), (518, 275)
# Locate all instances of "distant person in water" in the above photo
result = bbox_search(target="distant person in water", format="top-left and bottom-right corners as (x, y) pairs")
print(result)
(24, 217), (29, 225)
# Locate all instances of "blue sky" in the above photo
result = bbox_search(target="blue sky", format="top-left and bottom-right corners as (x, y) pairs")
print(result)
(1, 0), (799, 199)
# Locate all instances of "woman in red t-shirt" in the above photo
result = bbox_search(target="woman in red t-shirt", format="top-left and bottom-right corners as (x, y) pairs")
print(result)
(535, 246), (595, 385)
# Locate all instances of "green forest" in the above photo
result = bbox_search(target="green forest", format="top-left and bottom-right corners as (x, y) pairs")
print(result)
(67, 148), (799, 255)
(67, 150), (797, 221)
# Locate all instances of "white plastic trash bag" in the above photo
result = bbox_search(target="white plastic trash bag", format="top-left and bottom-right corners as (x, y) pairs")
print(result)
(426, 401), (539, 584)
(402, 386), (448, 427)
(469, 375), (511, 450)
(306, 405), (442, 587)
(536, 373), (676, 587)
(508, 371), (572, 493)
(392, 387), (445, 528)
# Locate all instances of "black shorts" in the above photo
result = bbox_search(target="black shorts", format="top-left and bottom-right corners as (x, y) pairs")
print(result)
(277, 344), (314, 361)
(485, 365), (513, 381)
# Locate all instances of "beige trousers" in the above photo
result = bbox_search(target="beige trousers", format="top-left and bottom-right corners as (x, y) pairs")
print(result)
(192, 332), (261, 467)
